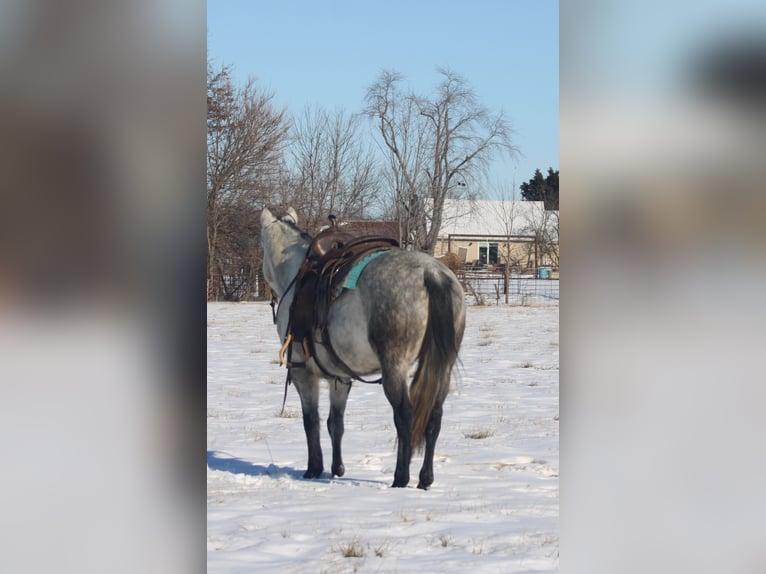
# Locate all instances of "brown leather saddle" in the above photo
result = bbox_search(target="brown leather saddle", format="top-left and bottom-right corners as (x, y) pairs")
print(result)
(282, 226), (399, 378)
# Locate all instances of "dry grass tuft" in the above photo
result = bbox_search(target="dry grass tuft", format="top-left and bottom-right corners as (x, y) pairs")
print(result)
(463, 428), (495, 440)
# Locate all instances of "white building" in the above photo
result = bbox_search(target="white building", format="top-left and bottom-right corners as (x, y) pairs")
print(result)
(434, 199), (558, 270)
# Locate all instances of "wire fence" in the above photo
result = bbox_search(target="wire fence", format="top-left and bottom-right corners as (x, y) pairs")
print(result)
(458, 271), (559, 306)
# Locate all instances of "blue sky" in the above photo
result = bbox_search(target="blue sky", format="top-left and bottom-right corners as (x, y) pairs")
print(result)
(207, 0), (558, 193)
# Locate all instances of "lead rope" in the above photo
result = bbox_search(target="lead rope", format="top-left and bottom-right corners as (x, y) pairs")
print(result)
(273, 273), (300, 415)
(280, 367), (292, 415)
(279, 329), (297, 415)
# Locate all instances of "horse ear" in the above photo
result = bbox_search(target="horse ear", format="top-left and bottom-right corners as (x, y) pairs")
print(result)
(261, 208), (275, 227)
(284, 207), (299, 225)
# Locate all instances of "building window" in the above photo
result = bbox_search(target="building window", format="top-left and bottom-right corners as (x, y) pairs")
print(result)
(478, 242), (488, 265)
(478, 242), (499, 265)
(488, 242), (499, 264)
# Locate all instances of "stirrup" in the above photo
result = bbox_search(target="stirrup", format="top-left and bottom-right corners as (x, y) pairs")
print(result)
(278, 334), (293, 367)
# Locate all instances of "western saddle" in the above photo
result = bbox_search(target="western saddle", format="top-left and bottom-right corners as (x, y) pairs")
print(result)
(279, 217), (399, 380)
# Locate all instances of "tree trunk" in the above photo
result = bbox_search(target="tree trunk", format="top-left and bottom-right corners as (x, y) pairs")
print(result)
(504, 264), (510, 305)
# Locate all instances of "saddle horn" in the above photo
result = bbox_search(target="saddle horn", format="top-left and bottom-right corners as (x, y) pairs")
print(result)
(328, 214), (337, 227)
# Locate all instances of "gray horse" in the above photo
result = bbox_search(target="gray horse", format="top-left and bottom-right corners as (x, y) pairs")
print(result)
(260, 207), (466, 489)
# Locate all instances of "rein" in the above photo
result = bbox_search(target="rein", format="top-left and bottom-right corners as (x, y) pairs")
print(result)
(272, 271), (299, 325)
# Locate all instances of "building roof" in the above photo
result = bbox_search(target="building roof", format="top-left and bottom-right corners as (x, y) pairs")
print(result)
(437, 199), (552, 237)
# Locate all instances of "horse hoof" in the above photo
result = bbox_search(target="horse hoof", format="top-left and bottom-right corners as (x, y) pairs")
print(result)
(332, 464), (345, 477)
(391, 479), (409, 488)
(416, 481), (431, 491)
(303, 468), (323, 479)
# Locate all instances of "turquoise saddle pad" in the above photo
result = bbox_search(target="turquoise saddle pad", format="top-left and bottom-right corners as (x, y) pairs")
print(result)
(342, 250), (387, 290)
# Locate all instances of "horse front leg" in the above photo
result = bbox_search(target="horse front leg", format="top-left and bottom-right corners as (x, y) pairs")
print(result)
(382, 368), (413, 488)
(291, 368), (324, 479)
(327, 378), (351, 477)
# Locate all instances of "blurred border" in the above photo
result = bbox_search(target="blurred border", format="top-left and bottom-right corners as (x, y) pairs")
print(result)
(562, 1), (766, 573)
(7, 1), (766, 572)
(0, 1), (205, 572)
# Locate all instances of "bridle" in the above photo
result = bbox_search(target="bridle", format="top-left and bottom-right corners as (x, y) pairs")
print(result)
(266, 213), (311, 324)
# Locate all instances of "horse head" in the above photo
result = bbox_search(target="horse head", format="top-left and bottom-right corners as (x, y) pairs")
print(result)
(260, 207), (309, 297)
(261, 206), (298, 227)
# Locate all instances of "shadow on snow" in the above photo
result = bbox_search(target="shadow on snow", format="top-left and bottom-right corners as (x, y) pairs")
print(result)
(207, 450), (304, 479)
(207, 450), (389, 487)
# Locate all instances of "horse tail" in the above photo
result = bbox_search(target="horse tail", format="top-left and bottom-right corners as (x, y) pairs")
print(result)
(410, 265), (463, 451)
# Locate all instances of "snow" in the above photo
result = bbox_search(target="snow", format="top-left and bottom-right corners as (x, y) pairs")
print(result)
(208, 300), (559, 573)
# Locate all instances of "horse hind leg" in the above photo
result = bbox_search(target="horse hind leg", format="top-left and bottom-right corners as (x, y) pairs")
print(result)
(381, 365), (413, 488)
(416, 371), (451, 490)
(327, 378), (351, 477)
(417, 401), (444, 490)
(291, 368), (324, 479)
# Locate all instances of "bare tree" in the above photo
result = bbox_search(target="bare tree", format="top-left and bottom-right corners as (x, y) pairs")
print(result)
(364, 71), (430, 248)
(488, 182), (524, 303)
(365, 68), (515, 254)
(522, 201), (559, 270)
(213, 199), (262, 300)
(284, 106), (380, 233)
(207, 64), (289, 299)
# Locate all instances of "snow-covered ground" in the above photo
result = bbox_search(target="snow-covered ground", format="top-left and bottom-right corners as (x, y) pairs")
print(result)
(208, 300), (559, 573)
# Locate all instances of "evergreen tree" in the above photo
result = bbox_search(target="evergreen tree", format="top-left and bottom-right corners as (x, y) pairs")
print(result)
(520, 167), (558, 210)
